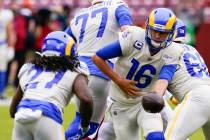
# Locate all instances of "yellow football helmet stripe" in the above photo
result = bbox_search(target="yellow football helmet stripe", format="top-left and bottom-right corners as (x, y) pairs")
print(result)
(149, 10), (155, 27)
(65, 38), (75, 56)
(165, 15), (176, 30)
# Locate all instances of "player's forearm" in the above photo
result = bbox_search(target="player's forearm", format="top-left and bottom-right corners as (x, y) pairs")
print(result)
(155, 64), (176, 96)
(92, 55), (120, 83)
(153, 79), (168, 96)
(10, 85), (23, 118)
(80, 100), (93, 128)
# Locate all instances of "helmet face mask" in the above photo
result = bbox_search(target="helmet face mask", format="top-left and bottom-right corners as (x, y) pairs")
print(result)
(145, 8), (177, 52)
(148, 28), (171, 48)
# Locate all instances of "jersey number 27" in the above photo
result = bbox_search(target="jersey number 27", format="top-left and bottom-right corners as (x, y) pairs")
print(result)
(24, 67), (65, 91)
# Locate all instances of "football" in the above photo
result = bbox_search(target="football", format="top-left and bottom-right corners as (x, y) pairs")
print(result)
(142, 92), (165, 113)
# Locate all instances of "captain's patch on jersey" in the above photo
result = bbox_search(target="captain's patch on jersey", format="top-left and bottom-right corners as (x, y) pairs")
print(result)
(134, 40), (143, 50)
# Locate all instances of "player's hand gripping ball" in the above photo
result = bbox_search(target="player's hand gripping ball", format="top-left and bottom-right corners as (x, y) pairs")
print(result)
(142, 92), (165, 113)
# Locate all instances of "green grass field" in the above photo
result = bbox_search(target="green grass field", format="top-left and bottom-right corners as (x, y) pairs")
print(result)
(0, 86), (205, 140)
(0, 103), (205, 140)
(0, 103), (76, 140)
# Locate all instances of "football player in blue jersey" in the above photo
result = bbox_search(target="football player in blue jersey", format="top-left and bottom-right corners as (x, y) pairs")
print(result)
(10, 31), (93, 140)
(65, 0), (133, 139)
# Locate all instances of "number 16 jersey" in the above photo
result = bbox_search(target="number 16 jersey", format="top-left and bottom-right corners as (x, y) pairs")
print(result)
(110, 26), (184, 105)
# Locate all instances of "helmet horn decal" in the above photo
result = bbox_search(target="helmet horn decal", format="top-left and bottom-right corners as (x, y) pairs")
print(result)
(166, 15), (176, 30)
(65, 38), (75, 56)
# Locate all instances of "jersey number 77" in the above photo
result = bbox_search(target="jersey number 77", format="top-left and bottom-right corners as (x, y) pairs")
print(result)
(75, 7), (108, 43)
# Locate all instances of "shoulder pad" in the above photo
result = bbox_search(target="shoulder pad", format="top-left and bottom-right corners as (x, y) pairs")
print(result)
(18, 63), (33, 79)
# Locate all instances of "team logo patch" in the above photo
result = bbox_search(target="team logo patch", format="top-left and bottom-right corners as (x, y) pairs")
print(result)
(122, 30), (130, 38)
(134, 40), (143, 50)
(162, 54), (173, 63)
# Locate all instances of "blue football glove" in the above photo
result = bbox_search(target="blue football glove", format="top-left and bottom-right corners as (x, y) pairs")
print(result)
(67, 126), (89, 140)
(65, 112), (81, 139)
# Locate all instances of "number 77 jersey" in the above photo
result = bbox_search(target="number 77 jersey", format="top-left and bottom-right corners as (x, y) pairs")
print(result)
(69, 0), (130, 56)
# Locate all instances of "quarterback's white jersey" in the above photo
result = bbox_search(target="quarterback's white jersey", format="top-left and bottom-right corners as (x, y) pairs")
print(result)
(70, 0), (129, 56)
(110, 26), (184, 105)
(18, 63), (79, 112)
(168, 44), (210, 101)
(0, 9), (13, 46)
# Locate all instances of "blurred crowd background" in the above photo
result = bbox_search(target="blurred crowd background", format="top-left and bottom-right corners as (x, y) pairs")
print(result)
(1, 0), (210, 99)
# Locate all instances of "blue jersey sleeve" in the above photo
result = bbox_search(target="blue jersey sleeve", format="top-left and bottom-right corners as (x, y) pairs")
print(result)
(65, 26), (77, 42)
(115, 5), (133, 27)
(158, 64), (177, 83)
(96, 40), (122, 60)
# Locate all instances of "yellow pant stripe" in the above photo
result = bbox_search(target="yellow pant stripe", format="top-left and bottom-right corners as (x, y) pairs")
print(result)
(61, 125), (65, 140)
(166, 94), (189, 140)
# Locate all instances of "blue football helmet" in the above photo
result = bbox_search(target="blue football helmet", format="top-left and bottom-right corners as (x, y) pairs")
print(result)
(146, 8), (177, 51)
(174, 18), (186, 43)
(42, 31), (77, 58)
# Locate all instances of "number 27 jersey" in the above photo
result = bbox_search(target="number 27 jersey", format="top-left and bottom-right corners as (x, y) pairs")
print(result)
(18, 64), (79, 111)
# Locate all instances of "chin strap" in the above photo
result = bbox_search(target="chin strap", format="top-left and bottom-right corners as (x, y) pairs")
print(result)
(146, 37), (161, 55)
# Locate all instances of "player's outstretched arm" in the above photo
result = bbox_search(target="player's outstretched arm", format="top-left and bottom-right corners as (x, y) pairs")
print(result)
(153, 79), (169, 96)
(92, 54), (120, 85)
(73, 74), (93, 129)
(10, 85), (24, 118)
(153, 64), (177, 96)
(92, 42), (140, 98)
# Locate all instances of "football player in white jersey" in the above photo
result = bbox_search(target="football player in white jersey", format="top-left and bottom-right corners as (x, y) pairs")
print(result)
(162, 22), (210, 140)
(96, 18), (187, 140)
(10, 31), (93, 140)
(93, 8), (183, 140)
(0, 0), (16, 99)
(65, 0), (132, 139)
